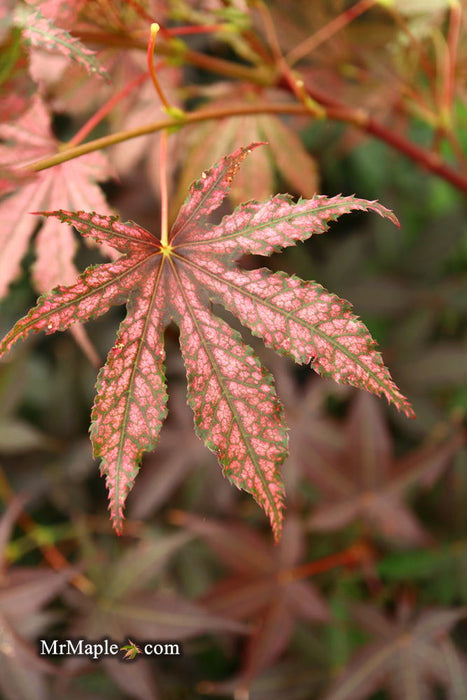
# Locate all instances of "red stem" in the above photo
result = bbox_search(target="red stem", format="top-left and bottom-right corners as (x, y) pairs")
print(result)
(277, 541), (376, 584)
(442, 2), (461, 114)
(159, 129), (169, 246)
(280, 77), (467, 193)
(286, 0), (375, 67)
(147, 25), (171, 110)
(68, 72), (148, 147)
(365, 116), (465, 190)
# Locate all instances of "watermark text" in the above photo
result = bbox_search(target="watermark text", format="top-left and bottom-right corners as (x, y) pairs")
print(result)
(39, 638), (182, 661)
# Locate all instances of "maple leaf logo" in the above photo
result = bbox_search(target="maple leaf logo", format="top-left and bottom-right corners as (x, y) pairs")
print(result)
(0, 143), (414, 540)
(120, 639), (142, 660)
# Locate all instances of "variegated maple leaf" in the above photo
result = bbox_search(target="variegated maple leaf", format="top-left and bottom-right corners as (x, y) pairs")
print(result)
(0, 143), (414, 540)
(14, 2), (107, 80)
(0, 96), (114, 299)
(0, 96), (114, 362)
(175, 85), (319, 208)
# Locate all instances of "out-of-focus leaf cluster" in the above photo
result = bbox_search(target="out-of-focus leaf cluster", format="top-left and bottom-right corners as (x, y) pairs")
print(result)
(1, 0), (467, 697)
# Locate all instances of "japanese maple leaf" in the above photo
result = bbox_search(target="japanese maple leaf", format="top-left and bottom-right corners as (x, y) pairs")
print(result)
(0, 143), (414, 540)
(14, 2), (107, 81)
(0, 96), (114, 361)
(171, 511), (328, 689)
(176, 85), (319, 208)
(308, 391), (460, 545)
(323, 604), (467, 700)
(0, 96), (114, 299)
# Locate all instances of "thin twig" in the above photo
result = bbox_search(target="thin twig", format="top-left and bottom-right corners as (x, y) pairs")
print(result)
(0, 464), (95, 595)
(285, 0), (375, 67)
(24, 97), (467, 193)
(68, 72), (149, 147)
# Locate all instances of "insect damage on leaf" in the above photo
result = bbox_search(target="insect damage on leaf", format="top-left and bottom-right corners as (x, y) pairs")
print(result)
(0, 143), (414, 541)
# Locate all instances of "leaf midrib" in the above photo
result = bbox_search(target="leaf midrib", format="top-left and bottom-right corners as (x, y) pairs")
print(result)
(66, 214), (158, 250)
(110, 257), (167, 527)
(169, 258), (282, 530)
(174, 253), (403, 407)
(7, 255), (156, 342)
(174, 198), (345, 249)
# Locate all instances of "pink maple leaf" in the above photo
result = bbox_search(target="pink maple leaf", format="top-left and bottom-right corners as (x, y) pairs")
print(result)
(0, 97), (115, 359)
(0, 97), (115, 294)
(176, 84), (319, 209)
(14, 3), (107, 80)
(0, 143), (414, 540)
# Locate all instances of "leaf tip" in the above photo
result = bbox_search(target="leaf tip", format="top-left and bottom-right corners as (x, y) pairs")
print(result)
(403, 402), (416, 420)
(244, 140), (268, 151)
(29, 209), (72, 221)
(271, 514), (284, 543)
(383, 387), (415, 420)
(110, 500), (125, 535)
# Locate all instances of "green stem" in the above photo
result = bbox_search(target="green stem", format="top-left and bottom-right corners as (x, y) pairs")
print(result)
(25, 99), (467, 193)
(25, 103), (311, 171)
(75, 29), (272, 85)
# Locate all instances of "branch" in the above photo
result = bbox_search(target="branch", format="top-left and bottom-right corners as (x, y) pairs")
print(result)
(25, 103), (309, 172)
(278, 77), (467, 194)
(25, 28), (467, 193)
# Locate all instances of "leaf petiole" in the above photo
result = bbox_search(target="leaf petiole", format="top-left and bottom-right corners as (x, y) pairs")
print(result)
(147, 23), (183, 246)
(147, 23), (170, 110)
(159, 128), (169, 247)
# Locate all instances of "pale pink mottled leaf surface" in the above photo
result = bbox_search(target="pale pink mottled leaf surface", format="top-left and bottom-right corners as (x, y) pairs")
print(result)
(0, 143), (413, 539)
(91, 274), (169, 533)
(0, 97), (114, 299)
(0, 97), (114, 361)
(14, 5), (107, 78)
(172, 270), (287, 539)
(174, 86), (318, 210)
